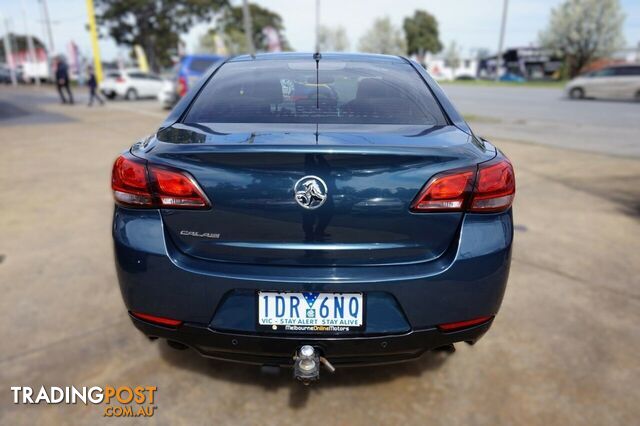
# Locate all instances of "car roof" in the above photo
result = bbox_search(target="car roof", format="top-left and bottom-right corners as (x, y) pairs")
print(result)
(183, 54), (225, 61)
(603, 63), (640, 69)
(228, 52), (406, 63)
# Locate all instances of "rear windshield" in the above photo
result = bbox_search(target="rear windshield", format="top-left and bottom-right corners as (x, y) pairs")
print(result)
(184, 59), (447, 125)
(189, 58), (218, 73)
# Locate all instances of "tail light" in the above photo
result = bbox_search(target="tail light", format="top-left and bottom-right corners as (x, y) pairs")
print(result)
(116, 76), (125, 83)
(411, 158), (515, 213)
(469, 160), (516, 212)
(131, 311), (183, 327)
(177, 76), (187, 97)
(111, 154), (210, 209)
(438, 316), (493, 332)
(410, 169), (475, 212)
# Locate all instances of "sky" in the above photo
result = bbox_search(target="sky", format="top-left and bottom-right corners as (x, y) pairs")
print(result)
(1, 0), (639, 61)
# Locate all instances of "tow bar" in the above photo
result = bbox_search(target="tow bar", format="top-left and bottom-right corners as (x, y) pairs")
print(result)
(293, 345), (335, 384)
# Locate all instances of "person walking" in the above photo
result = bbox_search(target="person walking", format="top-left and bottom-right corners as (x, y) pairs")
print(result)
(55, 57), (74, 105)
(87, 66), (104, 107)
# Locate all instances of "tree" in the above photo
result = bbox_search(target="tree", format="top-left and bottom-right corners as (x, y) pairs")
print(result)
(95, 0), (227, 71)
(358, 17), (406, 55)
(318, 25), (349, 52)
(474, 48), (491, 61)
(197, 32), (227, 55)
(403, 10), (442, 65)
(538, 0), (625, 77)
(212, 3), (290, 53)
(443, 41), (461, 77)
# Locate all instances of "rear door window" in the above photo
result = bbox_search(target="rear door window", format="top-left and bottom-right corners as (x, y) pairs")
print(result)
(613, 66), (640, 76)
(128, 72), (146, 79)
(184, 59), (447, 125)
(593, 68), (615, 77)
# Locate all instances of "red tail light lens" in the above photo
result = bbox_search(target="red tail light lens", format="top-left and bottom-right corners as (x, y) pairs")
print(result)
(411, 157), (515, 213)
(410, 169), (475, 212)
(111, 156), (153, 206)
(149, 166), (209, 208)
(438, 316), (493, 331)
(470, 159), (515, 212)
(116, 76), (125, 83)
(131, 311), (183, 327)
(111, 154), (210, 209)
(177, 76), (187, 97)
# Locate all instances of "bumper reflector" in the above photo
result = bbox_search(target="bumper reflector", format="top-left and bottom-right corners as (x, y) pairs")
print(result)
(438, 316), (493, 332)
(131, 312), (183, 327)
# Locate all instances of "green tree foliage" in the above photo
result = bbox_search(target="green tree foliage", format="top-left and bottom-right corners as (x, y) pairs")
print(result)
(538, 0), (625, 77)
(318, 25), (349, 52)
(443, 41), (461, 71)
(213, 3), (290, 53)
(403, 10), (442, 63)
(358, 17), (406, 55)
(95, 0), (227, 71)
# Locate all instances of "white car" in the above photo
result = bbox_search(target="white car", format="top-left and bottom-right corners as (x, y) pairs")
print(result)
(157, 79), (177, 109)
(100, 69), (165, 100)
(565, 64), (640, 101)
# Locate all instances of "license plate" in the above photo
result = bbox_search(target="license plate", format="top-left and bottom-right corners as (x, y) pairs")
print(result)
(258, 292), (364, 333)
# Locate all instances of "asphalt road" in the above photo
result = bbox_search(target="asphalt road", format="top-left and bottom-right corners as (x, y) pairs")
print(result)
(442, 84), (640, 157)
(1, 86), (639, 425)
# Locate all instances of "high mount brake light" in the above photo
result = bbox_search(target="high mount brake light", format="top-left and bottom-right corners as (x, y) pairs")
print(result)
(111, 154), (210, 209)
(411, 158), (515, 213)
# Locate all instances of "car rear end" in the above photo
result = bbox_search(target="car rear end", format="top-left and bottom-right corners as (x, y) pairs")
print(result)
(176, 54), (225, 99)
(100, 71), (130, 99)
(112, 54), (514, 375)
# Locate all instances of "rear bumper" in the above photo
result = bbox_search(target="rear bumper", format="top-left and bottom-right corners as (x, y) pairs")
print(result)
(130, 313), (493, 366)
(113, 207), (512, 363)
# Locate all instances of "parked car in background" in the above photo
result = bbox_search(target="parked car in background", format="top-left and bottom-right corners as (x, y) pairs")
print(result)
(175, 54), (225, 99)
(100, 69), (165, 100)
(157, 79), (177, 109)
(1, 65), (25, 84)
(499, 72), (526, 83)
(566, 64), (640, 101)
(0, 66), (12, 84)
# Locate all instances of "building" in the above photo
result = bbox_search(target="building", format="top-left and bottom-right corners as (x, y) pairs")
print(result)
(478, 47), (563, 80)
(0, 33), (49, 82)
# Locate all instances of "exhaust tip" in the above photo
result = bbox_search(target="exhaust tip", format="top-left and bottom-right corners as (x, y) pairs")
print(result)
(167, 340), (189, 351)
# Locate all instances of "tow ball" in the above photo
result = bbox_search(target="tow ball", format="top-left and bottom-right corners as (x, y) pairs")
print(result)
(293, 345), (335, 384)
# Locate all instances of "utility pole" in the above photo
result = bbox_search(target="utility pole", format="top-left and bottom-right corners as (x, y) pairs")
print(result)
(495, 0), (509, 81)
(85, 0), (103, 83)
(39, 0), (55, 53)
(315, 0), (320, 53)
(21, 0), (40, 86)
(2, 18), (18, 86)
(242, 0), (255, 55)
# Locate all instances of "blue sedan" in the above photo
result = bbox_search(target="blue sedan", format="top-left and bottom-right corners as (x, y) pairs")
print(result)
(111, 53), (514, 383)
